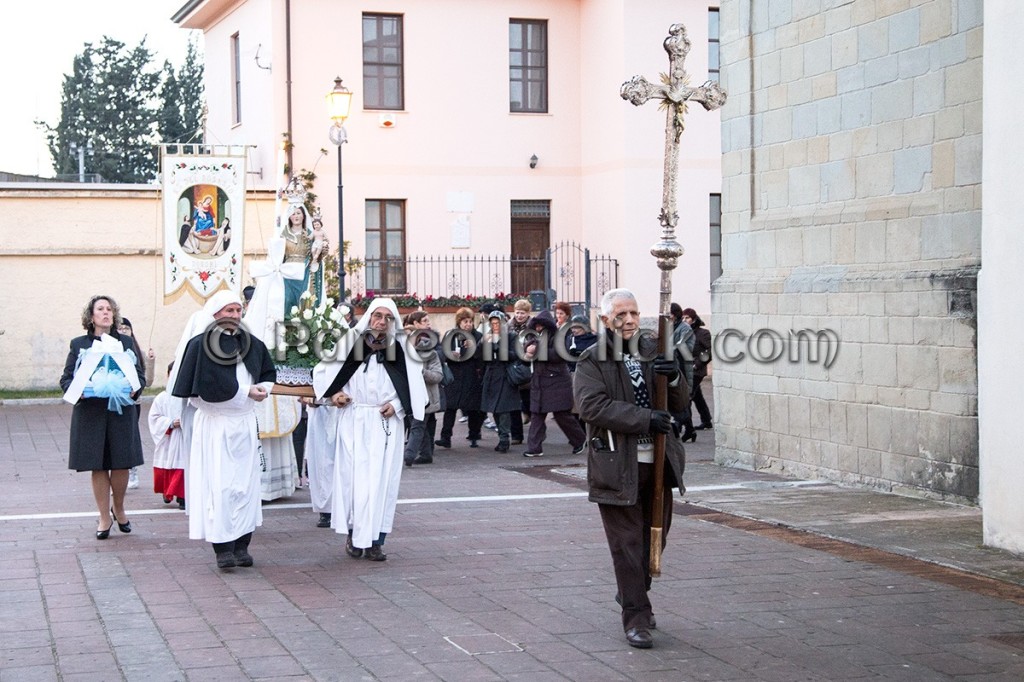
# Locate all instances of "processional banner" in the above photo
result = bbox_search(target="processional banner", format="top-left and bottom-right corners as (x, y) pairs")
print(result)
(160, 145), (247, 302)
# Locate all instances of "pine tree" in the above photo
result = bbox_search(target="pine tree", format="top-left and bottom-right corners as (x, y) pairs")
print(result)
(158, 38), (205, 144)
(40, 35), (204, 183)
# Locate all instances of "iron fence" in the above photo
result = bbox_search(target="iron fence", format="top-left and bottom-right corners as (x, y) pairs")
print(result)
(350, 241), (618, 310)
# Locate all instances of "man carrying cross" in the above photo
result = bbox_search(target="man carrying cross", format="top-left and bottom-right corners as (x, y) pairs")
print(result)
(576, 22), (725, 648)
(574, 288), (687, 648)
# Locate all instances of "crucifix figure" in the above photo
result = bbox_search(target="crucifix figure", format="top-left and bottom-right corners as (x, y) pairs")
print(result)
(620, 23), (727, 576)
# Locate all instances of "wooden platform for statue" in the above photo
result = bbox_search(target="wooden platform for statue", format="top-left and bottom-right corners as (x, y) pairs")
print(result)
(271, 383), (315, 398)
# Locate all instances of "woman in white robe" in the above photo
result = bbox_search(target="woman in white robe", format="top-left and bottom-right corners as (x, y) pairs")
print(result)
(304, 398), (339, 527)
(313, 298), (427, 561)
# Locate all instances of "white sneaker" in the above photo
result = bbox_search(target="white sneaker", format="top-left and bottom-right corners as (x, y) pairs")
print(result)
(127, 468), (140, 489)
(458, 415), (469, 423)
(483, 418), (497, 430)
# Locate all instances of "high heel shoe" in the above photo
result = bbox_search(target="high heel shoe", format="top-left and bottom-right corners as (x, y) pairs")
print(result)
(111, 507), (131, 534)
(96, 522), (113, 540)
(682, 430), (697, 443)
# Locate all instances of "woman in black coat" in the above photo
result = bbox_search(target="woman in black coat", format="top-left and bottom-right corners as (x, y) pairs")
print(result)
(480, 311), (523, 452)
(59, 295), (146, 539)
(436, 307), (486, 448)
(682, 307), (713, 429)
(522, 310), (587, 457)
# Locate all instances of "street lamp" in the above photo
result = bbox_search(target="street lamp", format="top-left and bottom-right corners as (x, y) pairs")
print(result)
(69, 141), (94, 183)
(326, 77), (353, 301)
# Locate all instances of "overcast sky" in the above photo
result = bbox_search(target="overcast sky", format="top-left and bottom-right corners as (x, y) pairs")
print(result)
(1, 1), (199, 177)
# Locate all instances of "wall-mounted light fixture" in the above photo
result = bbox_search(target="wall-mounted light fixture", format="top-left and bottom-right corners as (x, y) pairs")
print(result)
(529, 154), (539, 169)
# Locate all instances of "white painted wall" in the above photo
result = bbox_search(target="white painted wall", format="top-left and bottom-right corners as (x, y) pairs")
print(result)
(979, 0), (1024, 553)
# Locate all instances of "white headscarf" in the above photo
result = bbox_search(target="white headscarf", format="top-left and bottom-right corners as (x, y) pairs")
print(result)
(312, 298), (428, 420)
(167, 290), (245, 392)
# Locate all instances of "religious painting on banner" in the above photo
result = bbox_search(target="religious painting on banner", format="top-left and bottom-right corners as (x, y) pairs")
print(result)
(161, 146), (247, 303)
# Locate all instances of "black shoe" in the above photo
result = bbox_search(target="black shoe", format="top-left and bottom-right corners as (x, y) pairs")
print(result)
(317, 513), (332, 528)
(523, 451), (543, 458)
(412, 455), (433, 464)
(96, 523), (112, 540)
(111, 508), (131, 534)
(469, 440), (479, 448)
(695, 422), (712, 430)
(572, 443), (586, 455)
(434, 439), (451, 448)
(682, 429), (697, 443)
(495, 442), (509, 453)
(162, 495), (174, 504)
(510, 439), (523, 445)
(234, 549), (254, 567)
(216, 552), (237, 570)
(177, 498), (186, 510)
(404, 457), (414, 468)
(345, 535), (363, 558)
(364, 545), (387, 562)
(625, 627), (653, 649)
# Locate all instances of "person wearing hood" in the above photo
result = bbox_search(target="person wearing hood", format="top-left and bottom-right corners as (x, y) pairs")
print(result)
(566, 315), (599, 372)
(681, 308), (713, 430)
(172, 291), (277, 571)
(480, 310), (523, 452)
(521, 310), (587, 457)
(313, 298), (428, 561)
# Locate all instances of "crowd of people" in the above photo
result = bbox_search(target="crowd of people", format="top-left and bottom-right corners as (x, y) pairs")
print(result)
(60, 287), (712, 650)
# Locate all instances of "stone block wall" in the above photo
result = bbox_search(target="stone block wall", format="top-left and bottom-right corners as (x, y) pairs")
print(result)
(715, 0), (980, 501)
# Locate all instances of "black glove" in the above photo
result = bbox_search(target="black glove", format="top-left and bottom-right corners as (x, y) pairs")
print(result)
(653, 356), (679, 382)
(649, 409), (674, 434)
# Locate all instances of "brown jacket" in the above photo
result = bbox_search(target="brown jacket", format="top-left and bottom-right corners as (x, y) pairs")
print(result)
(573, 331), (687, 506)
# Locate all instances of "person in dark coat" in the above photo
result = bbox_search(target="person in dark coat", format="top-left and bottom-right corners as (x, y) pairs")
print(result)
(669, 303), (697, 442)
(480, 311), (523, 452)
(507, 298), (534, 443)
(60, 295), (146, 540)
(682, 308), (713, 429)
(522, 310), (587, 457)
(574, 288), (688, 650)
(436, 307), (486, 448)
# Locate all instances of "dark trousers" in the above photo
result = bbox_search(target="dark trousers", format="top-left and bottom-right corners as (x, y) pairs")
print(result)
(212, 531), (253, 556)
(510, 410), (524, 441)
(492, 412), (512, 445)
(597, 463), (674, 631)
(526, 410), (586, 453)
(292, 412), (308, 475)
(405, 412), (438, 462)
(691, 374), (712, 426)
(440, 408), (485, 441)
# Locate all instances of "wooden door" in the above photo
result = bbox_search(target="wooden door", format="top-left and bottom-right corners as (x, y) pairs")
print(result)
(511, 218), (548, 295)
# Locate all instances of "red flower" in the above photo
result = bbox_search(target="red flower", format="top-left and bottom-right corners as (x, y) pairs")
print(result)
(198, 271), (211, 282)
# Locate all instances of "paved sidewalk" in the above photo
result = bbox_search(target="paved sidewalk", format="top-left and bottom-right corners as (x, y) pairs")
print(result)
(1, 402), (1023, 681)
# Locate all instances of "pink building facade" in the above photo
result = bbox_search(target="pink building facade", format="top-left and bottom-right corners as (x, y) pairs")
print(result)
(174, 0), (723, 316)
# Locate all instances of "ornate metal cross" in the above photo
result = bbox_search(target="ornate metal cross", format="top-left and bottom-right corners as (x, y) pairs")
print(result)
(621, 23), (727, 318)
(621, 23), (726, 578)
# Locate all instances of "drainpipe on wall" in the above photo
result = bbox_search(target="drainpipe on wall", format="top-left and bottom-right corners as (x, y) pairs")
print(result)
(285, 0), (293, 173)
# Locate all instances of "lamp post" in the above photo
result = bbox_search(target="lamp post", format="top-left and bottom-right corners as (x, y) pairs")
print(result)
(69, 141), (93, 183)
(326, 77), (353, 300)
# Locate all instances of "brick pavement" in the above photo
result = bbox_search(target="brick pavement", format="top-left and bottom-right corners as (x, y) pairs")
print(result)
(1, 402), (1023, 680)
